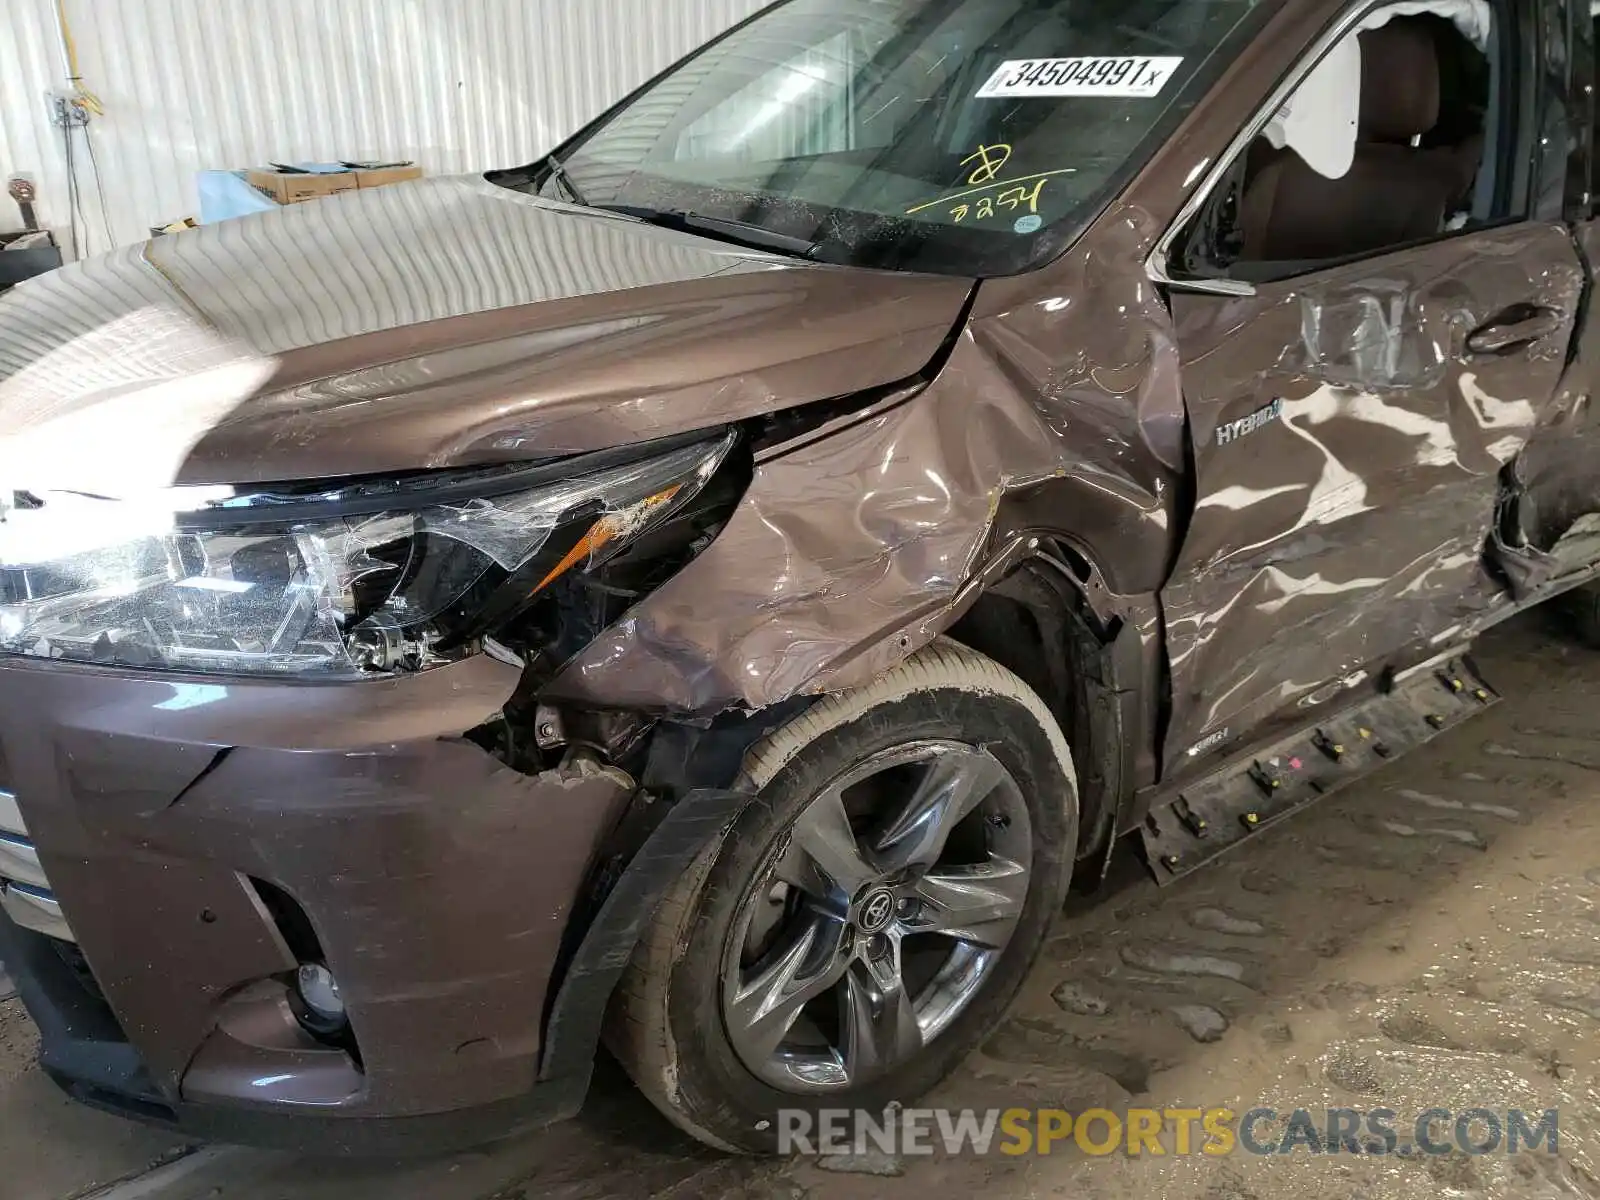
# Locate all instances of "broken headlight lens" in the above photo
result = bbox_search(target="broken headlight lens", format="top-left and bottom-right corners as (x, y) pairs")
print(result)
(0, 432), (735, 677)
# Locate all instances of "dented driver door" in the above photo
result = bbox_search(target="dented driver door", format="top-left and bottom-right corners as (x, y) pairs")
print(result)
(1157, 226), (1584, 770)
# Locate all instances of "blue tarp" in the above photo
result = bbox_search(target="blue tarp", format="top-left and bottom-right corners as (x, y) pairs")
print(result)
(196, 171), (277, 224)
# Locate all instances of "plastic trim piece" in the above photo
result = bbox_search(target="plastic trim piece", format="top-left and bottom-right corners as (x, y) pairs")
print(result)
(538, 786), (750, 1082)
(0, 787), (72, 941)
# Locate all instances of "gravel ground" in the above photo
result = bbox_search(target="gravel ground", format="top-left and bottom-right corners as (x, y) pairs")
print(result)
(5, 613), (1600, 1200)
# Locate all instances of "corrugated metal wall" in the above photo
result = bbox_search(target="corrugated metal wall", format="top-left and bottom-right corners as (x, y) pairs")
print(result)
(0, 0), (764, 255)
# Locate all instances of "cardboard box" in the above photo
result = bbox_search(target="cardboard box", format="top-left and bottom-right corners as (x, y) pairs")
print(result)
(351, 163), (423, 189)
(245, 168), (358, 205)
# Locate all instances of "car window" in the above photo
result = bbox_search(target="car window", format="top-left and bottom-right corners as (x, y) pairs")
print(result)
(1172, 0), (1519, 283)
(1589, 10), (1600, 213)
(673, 30), (868, 162)
(525, 0), (1269, 276)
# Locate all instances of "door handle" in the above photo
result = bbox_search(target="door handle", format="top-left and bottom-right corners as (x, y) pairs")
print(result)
(1465, 305), (1565, 356)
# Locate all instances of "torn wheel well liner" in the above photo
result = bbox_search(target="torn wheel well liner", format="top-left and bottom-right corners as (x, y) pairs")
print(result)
(536, 698), (812, 1082)
(943, 553), (1131, 870)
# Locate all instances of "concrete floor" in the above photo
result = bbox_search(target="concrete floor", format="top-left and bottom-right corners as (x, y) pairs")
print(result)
(6, 613), (1600, 1200)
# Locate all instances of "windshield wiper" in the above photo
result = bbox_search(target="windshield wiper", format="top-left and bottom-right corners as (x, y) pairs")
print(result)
(593, 204), (819, 258)
(544, 154), (588, 206)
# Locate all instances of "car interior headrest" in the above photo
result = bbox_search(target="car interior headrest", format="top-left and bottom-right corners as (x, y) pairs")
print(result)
(1358, 19), (1442, 141)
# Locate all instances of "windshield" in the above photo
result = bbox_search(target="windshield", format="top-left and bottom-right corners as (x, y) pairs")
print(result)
(517, 0), (1265, 275)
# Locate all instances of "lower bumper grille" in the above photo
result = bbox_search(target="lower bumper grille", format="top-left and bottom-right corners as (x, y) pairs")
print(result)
(0, 790), (73, 942)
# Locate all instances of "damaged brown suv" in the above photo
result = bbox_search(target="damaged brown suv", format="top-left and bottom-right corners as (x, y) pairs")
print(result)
(2, 0), (1599, 1157)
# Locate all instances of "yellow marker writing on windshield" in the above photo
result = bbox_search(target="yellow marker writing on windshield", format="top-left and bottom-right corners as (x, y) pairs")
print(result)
(961, 143), (1013, 184)
(998, 178), (1047, 212)
(907, 168), (1076, 218)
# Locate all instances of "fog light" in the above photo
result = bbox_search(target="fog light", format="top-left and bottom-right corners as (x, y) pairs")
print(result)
(293, 962), (346, 1035)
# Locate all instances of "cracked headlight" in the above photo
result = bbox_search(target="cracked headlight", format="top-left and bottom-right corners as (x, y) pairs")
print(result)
(0, 432), (735, 677)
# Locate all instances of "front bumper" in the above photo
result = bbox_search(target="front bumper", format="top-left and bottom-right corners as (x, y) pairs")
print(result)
(0, 654), (634, 1152)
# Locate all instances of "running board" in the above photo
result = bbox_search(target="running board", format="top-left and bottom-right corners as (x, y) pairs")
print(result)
(1139, 655), (1499, 884)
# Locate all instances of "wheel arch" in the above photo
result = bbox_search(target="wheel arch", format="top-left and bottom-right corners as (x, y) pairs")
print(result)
(536, 540), (1153, 1086)
(598, 638), (1081, 1149)
(943, 551), (1134, 869)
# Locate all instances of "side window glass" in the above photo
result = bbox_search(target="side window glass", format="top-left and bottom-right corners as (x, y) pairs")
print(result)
(1173, 1), (1512, 283)
(1588, 11), (1600, 213)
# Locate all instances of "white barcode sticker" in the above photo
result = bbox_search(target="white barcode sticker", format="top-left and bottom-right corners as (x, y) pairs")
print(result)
(975, 56), (1184, 99)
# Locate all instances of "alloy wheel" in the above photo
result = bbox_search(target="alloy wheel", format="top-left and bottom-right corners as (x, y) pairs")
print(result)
(720, 739), (1033, 1093)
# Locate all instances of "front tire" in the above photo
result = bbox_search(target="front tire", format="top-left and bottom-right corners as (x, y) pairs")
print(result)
(605, 640), (1078, 1153)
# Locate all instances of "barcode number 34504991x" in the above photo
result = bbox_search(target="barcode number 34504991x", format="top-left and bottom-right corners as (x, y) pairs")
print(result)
(975, 56), (1184, 99)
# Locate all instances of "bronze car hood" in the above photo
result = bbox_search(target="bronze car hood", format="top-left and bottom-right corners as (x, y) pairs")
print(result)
(0, 175), (973, 486)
